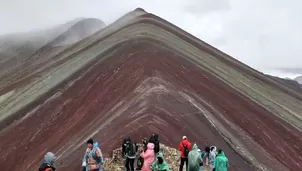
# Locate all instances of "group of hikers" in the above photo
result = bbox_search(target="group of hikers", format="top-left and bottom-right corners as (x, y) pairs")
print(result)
(38, 134), (229, 171)
(177, 136), (229, 171)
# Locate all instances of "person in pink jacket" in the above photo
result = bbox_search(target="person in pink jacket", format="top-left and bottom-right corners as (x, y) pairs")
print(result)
(140, 142), (155, 171)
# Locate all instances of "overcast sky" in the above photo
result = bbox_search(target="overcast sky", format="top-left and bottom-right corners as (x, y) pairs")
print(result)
(0, 0), (301, 78)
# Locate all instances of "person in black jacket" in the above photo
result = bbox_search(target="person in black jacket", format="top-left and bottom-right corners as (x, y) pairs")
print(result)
(149, 134), (160, 153)
(38, 152), (56, 171)
(122, 136), (138, 171)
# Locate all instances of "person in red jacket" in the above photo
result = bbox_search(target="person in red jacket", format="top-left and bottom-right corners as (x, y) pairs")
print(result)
(178, 136), (192, 171)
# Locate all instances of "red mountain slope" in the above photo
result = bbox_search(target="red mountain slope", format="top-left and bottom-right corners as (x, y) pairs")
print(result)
(0, 8), (301, 171)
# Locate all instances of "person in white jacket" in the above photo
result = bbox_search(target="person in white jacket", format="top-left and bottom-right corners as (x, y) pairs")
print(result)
(209, 146), (217, 170)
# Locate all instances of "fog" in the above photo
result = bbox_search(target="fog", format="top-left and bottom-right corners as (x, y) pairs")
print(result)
(0, 0), (302, 77)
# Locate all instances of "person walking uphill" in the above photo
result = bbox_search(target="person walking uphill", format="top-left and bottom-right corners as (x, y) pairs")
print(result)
(83, 139), (103, 171)
(178, 136), (192, 171)
(188, 144), (202, 171)
(151, 152), (170, 171)
(140, 142), (155, 171)
(214, 149), (229, 171)
(122, 136), (138, 171)
(39, 152), (56, 171)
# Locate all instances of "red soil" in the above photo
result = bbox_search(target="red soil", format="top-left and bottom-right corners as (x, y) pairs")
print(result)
(0, 8), (301, 171)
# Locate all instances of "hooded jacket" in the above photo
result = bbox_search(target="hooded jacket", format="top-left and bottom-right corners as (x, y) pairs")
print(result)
(187, 144), (202, 171)
(140, 143), (155, 171)
(122, 136), (138, 159)
(39, 152), (56, 171)
(151, 152), (170, 171)
(214, 151), (229, 171)
(122, 136), (131, 157)
(178, 139), (192, 158)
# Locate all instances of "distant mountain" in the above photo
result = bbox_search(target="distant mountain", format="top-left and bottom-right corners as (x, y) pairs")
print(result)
(275, 67), (302, 74)
(266, 75), (302, 93)
(294, 76), (302, 84)
(0, 18), (105, 77)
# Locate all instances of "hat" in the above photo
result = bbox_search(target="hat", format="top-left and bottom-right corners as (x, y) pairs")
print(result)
(182, 136), (187, 140)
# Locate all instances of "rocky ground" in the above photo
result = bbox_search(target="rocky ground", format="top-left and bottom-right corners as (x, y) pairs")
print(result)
(103, 144), (211, 171)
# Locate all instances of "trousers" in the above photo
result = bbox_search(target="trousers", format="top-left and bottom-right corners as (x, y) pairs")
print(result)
(179, 157), (188, 171)
(125, 157), (135, 171)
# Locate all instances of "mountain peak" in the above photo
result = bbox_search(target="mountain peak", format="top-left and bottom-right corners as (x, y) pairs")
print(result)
(294, 75), (302, 84)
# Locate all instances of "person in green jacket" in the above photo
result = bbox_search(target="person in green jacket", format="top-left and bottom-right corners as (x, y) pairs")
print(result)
(214, 149), (229, 171)
(188, 144), (202, 171)
(150, 152), (170, 171)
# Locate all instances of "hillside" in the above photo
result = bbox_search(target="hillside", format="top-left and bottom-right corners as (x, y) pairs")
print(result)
(0, 8), (301, 171)
(0, 18), (105, 88)
(266, 75), (302, 93)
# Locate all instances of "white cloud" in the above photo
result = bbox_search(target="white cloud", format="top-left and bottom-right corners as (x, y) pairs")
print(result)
(0, 0), (301, 77)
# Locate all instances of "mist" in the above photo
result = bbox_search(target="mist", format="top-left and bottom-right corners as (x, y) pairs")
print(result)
(0, 0), (302, 77)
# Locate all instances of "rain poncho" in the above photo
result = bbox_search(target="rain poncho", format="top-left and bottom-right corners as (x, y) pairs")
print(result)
(39, 152), (56, 171)
(140, 142), (155, 171)
(214, 151), (229, 171)
(188, 144), (202, 171)
(151, 152), (170, 171)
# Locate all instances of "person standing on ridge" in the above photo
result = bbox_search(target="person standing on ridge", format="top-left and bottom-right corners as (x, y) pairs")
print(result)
(214, 149), (229, 171)
(142, 137), (149, 152)
(137, 137), (149, 170)
(150, 152), (170, 171)
(198, 146), (210, 166)
(149, 134), (160, 154)
(140, 142), (155, 171)
(178, 136), (192, 171)
(122, 136), (138, 171)
(38, 152), (56, 171)
(209, 146), (217, 170)
(187, 144), (202, 171)
(83, 138), (103, 171)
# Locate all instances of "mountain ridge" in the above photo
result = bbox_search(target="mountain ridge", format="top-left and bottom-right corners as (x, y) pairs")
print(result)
(0, 8), (301, 171)
(294, 75), (302, 84)
(0, 17), (105, 89)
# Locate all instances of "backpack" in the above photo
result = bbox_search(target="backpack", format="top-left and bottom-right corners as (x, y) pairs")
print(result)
(182, 143), (189, 157)
(137, 156), (144, 169)
(91, 147), (103, 164)
(127, 142), (137, 156)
